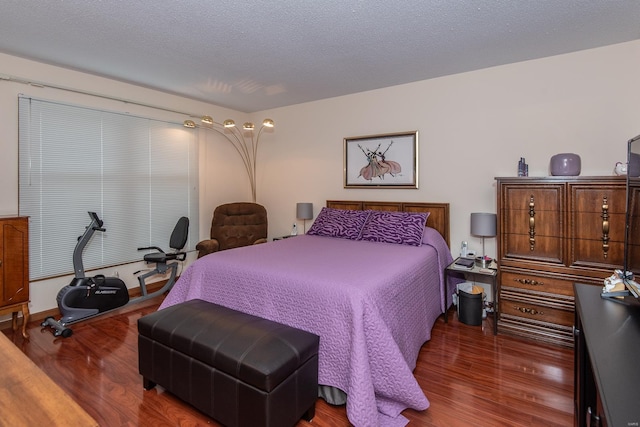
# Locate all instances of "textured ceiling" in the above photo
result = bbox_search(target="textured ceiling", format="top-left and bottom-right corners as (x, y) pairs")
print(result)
(1, 1), (639, 113)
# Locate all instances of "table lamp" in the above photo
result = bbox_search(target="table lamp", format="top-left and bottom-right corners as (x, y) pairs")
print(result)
(470, 212), (497, 268)
(296, 202), (313, 233)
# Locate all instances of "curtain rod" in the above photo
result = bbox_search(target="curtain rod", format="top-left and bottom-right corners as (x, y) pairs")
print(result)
(1, 73), (200, 118)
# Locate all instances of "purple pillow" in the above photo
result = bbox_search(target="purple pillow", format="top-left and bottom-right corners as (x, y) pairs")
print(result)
(307, 207), (371, 240)
(359, 210), (429, 246)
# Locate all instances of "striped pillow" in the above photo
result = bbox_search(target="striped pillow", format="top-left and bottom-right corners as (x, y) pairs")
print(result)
(359, 210), (429, 246)
(307, 207), (371, 240)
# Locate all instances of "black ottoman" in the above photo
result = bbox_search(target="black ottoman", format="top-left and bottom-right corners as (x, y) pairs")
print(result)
(138, 299), (319, 427)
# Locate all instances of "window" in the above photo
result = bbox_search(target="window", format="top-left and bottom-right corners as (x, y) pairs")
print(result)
(18, 96), (199, 280)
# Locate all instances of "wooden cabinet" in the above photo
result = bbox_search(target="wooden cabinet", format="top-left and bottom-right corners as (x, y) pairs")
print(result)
(501, 183), (565, 263)
(0, 216), (30, 339)
(569, 183), (626, 268)
(496, 177), (625, 347)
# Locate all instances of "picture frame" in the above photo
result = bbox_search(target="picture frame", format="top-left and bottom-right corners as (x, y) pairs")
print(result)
(344, 130), (418, 189)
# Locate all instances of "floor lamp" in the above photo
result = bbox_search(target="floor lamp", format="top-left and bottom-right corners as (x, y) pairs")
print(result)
(296, 203), (313, 233)
(470, 212), (497, 268)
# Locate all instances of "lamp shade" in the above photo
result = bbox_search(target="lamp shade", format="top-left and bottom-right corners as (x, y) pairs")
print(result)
(296, 203), (313, 220)
(470, 213), (497, 237)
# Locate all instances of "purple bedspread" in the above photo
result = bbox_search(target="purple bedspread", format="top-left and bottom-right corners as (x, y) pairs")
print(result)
(160, 229), (454, 427)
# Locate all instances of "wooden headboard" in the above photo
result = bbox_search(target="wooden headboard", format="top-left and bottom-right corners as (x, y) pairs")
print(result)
(326, 200), (450, 248)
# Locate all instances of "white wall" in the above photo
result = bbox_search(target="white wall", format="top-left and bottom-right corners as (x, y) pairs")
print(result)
(256, 40), (640, 260)
(1, 40), (639, 315)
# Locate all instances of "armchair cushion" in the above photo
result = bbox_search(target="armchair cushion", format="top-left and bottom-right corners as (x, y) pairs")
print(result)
(197, 202), (268, 258)
(195, 239), (220, 257)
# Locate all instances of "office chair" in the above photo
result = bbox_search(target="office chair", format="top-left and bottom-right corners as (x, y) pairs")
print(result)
(136, 216), (189, 297)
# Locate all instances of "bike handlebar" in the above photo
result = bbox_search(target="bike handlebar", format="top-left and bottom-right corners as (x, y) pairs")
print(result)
(88, 211), (105, 230)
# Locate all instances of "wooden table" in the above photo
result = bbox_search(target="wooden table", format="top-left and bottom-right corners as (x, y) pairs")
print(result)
(0, 332), (98, 427)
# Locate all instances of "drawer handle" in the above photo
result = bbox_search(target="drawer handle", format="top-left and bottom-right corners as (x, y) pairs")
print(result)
(514, 278), (544, 286)
(587, 406), (601, 427)
(601, 196), (609, 259)
(528, 195), (536, 251)
(514, 305), (544, 316)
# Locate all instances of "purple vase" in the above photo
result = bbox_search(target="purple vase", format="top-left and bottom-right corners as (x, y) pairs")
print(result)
(550, 153), (581, 176)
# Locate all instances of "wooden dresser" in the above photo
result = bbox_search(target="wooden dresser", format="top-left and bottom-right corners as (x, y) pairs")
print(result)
(0, 216), (30, 339)
(496, 177), (625, 347)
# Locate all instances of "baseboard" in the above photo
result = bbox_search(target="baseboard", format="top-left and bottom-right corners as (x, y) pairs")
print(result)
(0, 279), (169, 331)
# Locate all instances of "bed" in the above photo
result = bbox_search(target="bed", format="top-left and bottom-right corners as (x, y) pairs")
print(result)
(159, 200), (454, 427)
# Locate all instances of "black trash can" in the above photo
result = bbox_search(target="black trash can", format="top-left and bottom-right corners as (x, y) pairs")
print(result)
(458, 288), (483, 326)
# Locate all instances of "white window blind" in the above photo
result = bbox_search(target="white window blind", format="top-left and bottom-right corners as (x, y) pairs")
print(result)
(18, 96), (199, 280)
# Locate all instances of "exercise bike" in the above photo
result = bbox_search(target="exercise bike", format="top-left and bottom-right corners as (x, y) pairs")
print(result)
(42, 211), (189, 338)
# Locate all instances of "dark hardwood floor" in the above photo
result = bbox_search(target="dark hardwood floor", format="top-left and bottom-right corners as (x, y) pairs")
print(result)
(3, 298), (574, 426)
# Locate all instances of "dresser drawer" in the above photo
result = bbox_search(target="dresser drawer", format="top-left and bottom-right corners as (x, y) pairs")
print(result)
(572, 211), (625, 242)
(498, 288), (574, 347)
(502, 234), (563, 264)
(498, 315), (574, 347)
(571, 238), (624, 267)
(499, 287), (574, 327)
(500, 271), (574, 296)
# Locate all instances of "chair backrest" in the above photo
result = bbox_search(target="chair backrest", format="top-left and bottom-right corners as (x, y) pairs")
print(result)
(170, 217), (190, 251)
(211, 202), (268, 251)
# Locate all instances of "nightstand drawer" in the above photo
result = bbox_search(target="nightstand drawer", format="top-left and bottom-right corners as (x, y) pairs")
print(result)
(500, 271), (574, 296)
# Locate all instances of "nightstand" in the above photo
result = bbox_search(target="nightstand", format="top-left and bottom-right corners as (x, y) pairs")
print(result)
(445, 257), (498, 335)
(273, 235), (297, 241)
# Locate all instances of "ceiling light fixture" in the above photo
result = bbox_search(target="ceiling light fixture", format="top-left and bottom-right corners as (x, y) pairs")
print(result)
(183, 116), (275, 202)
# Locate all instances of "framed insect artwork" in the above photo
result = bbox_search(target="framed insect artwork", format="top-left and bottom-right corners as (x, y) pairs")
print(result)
(343, 130), (418, 189)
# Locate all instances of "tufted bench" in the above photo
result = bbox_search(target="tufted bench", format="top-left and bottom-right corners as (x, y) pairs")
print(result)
(138, 299), (319, 427)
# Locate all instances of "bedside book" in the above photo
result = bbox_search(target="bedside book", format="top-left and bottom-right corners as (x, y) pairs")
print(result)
(454, 258), (474, 269)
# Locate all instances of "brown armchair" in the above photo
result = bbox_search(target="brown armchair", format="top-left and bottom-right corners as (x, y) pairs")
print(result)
(196, 202), (268, 258)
